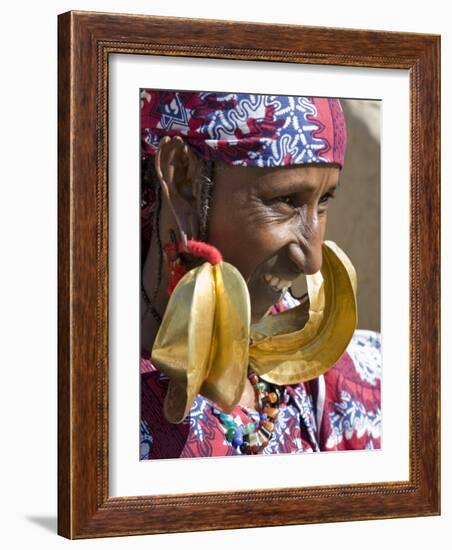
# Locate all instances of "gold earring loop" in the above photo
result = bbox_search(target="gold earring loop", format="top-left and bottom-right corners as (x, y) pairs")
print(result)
(249, 240), (357, 384)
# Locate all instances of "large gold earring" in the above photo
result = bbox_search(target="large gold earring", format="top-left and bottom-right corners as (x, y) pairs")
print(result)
(249, 240), (357, 384)
(151, 260), (250, 424)
(151, 240), (357, 423)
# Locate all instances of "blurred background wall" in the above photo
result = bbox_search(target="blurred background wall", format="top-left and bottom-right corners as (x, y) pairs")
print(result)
(292, 99), (381, 331)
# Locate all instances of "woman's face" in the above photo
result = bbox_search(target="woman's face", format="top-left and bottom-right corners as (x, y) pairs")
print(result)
(207, 163), (340, 323)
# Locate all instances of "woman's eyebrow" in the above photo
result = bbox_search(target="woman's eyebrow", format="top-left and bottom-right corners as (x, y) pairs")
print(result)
(330, 179), (341, 191)
(257, 176), (340, 195)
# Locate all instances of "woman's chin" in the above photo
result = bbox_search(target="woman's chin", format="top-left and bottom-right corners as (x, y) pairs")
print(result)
(248, 275), (287, 324)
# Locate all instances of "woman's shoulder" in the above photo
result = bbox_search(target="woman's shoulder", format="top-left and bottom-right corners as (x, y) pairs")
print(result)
(318, 330), (381, 450)
(322, 329), (381, 396)
(321, 328), (381, 416)
(344, 329), (381, 387)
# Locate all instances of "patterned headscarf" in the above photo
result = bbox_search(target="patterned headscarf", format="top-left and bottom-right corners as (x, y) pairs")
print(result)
(141, 90), (347, 169)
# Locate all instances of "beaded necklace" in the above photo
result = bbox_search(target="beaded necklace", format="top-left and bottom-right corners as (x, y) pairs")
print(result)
(213, 369), (285, 455)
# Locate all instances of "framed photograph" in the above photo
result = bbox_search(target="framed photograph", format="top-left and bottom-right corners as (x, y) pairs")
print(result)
(58, 10), (440, 538)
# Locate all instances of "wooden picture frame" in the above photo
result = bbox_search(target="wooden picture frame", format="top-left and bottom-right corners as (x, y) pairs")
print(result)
(58, 10), (440, 538)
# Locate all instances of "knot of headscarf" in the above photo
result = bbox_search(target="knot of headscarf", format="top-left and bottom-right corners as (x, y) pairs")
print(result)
(141, 90), (347, 168)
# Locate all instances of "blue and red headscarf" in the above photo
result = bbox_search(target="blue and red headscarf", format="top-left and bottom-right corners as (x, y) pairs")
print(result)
(141, 90), (347, 169)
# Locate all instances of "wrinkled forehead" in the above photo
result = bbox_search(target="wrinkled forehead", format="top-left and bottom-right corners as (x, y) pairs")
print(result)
(141, 90), (347, 170)
(212, 162), (340, 199)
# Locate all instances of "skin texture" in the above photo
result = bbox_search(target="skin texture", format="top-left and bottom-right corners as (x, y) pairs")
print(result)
(141, 137), (340, 409)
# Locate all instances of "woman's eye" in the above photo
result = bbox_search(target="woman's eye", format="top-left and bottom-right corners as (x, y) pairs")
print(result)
(277, 196), (296, 207)
(319, 192), (335, 205)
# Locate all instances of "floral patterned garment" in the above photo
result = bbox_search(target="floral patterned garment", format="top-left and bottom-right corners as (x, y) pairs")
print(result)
(140, 295), (381, 460)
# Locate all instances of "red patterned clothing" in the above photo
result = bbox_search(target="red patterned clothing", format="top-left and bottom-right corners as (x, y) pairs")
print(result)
(140, 329), (381, 460)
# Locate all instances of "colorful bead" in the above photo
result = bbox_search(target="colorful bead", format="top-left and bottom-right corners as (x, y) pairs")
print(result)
(262, 420), (274, 432)
(246, 422), (256, 433)
(232, 432), (243, 447)
(219, 412), (231, 423)
(240, 441), (250, 454)
(249, 432), (259, 445)
(267, 392), (278, 404)
(249, 373), (259, 385)
(264, 407), (279, 419)
(226, 427), (236, 441)
(260, 426), (272, 439)
(214, 368), (282, 455)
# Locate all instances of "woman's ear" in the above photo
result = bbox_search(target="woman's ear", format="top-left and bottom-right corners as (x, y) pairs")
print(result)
(155, 136), (203, 245)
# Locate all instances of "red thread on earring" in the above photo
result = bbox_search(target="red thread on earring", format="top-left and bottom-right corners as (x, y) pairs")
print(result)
(164, 240), (223, 295)
(182, 240), (223, 265)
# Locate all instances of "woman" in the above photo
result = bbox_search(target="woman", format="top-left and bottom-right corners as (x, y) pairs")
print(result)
(140, 91), (381, 459)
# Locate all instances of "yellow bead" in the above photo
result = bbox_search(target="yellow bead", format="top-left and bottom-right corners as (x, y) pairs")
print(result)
(264, 407), (279, 419)
(267, 392), (278, 404)
(262, 421), (274, 432)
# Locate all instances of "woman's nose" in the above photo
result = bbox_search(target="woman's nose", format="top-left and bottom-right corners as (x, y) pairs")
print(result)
(287, 220), (323, 275)
(288, 242), (323, 275)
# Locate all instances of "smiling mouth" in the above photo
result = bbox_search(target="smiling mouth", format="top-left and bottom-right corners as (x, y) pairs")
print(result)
(263, 273), (293, 294)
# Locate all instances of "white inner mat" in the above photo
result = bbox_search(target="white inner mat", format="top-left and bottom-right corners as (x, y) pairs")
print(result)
(109, 54), (410, 497)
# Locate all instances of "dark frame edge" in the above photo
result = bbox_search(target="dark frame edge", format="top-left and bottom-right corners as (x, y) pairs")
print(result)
(57, 10), (73, 540)
(432, 33), (441, 518)
(407, 33), (441, 520)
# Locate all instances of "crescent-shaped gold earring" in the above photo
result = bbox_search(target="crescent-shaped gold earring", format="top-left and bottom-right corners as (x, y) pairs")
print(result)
(249, 240), (357, 384)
